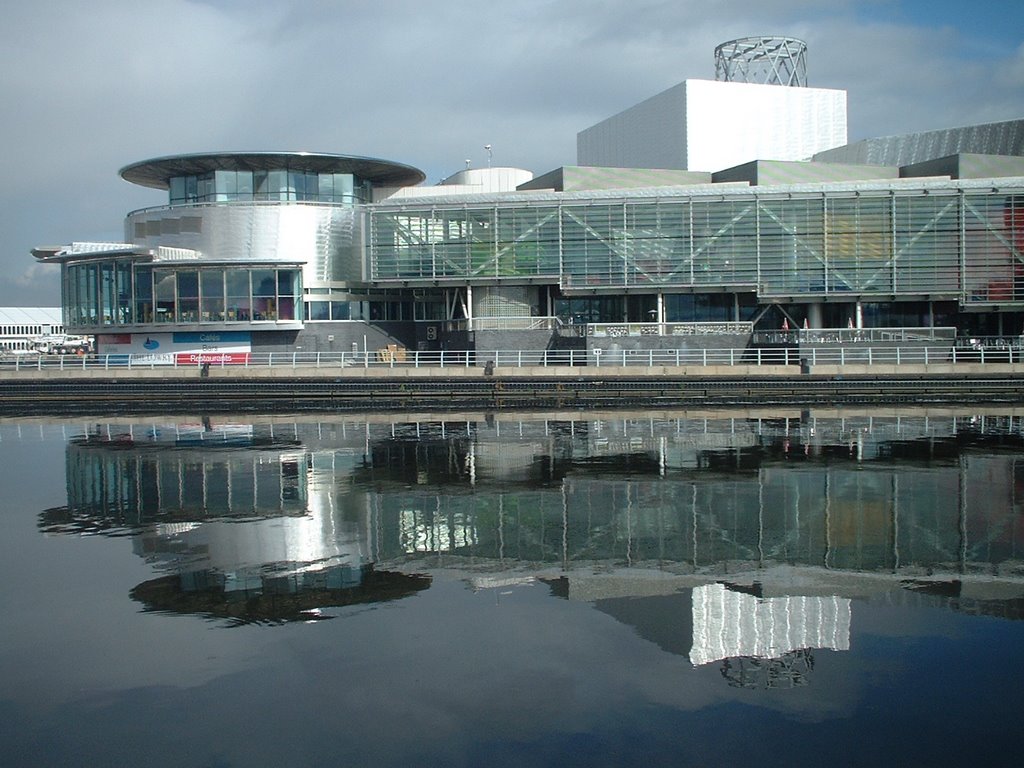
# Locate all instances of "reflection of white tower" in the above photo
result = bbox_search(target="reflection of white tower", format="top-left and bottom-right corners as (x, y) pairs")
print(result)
(689, 583), (851, 666)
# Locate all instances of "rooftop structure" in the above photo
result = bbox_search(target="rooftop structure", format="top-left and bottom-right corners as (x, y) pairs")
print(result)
(577, 36), (842, 171)
(714, 36), (809, 87)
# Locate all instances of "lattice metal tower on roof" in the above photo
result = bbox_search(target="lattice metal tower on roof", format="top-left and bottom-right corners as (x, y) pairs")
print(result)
(715, 36), (808, 87)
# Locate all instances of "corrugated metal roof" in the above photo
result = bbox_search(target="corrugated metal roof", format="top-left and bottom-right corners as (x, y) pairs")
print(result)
(370, 175), (1024, 210)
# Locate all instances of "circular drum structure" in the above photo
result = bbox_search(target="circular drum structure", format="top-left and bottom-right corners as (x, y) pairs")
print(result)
(714, 36), (808, 87)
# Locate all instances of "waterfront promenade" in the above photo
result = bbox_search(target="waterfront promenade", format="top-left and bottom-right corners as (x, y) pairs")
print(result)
(2, 347), (1024, 414)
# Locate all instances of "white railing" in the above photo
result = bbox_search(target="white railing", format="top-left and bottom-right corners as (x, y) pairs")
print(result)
(3, 343), (1024, 372)
(588, 321), (754, 338)
(755, 326), (958, 345)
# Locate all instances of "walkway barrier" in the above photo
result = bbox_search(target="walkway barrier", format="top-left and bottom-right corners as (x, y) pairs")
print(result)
(2, 343), (1023, 372)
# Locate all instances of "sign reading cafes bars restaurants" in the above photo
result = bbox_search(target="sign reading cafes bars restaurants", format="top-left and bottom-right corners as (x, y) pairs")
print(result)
(95, 332), (251, 364)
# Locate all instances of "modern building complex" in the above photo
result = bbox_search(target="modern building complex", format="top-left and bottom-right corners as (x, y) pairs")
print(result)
(32, 37), (1024, 363)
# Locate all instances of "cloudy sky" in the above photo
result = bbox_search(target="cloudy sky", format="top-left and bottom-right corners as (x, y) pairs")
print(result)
(2, 0), (1022, 305)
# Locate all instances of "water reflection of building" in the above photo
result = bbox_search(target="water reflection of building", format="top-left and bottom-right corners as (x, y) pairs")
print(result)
(38, 412), (1024, 625)
(41, 421), (432, 624)
(44, 413), (1024, 576)
(50, 423), (307, 533)
(130, 564), (430, 626)
(690, 583), (851, 667)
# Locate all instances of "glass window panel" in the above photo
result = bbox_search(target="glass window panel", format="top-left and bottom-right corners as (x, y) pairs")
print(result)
(331, 301), (350, 320)
(134, 265), (153, 323)
(154, 269), (176, 322)
(200, 269), (225, 322)
(197, 173), (214, 202)
(178, 298), (199, 323)
(115, 261), (131, 324)
(225, 269), (250, 321)
(215, 170), (237, 201)
(334, 173), (354, 203)
(268, 170), (288, 201)
(236, 171), (253, 197)
(84, 264), (98, 323)
(251, 269), (276, 297)
(169, 177), (185, 205)
(277, 271), (294, 294)
(253, 296), (276, 321)
(278, 295), (295, 320)
(307, 301), (330, 321)
(253, 171), (269, 200)
(99, 262), (115, 325)
(290, 171), (317, 200)
(66, 265), (80, 324)
(288, 171), (303, 200)
(318, 174), (334, 201)
(225, 270), (250, 297)
(200, 269), (223, 300)
(177, 270), (199, 298)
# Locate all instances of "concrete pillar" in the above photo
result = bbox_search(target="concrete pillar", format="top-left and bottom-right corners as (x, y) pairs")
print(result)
(855, 301), (863, 329)
(807, 303), (823, 329)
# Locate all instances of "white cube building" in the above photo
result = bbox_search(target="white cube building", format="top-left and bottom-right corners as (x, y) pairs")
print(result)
(577, 78), (847, 172)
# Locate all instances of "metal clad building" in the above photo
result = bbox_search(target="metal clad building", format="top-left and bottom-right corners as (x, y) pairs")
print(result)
(29, 39), (1024, 355)
(577, 79), (847, 172)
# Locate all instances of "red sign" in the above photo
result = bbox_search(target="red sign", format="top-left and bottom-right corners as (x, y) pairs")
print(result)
(98, 334), (132, 345)
(174, 352), (251, 365)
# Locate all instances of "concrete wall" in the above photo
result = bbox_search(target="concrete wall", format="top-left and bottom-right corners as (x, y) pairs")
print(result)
(252, 322), (416, 356)
(474, 329), (558, 365)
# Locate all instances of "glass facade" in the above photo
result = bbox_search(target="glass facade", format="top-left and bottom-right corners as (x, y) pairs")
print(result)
(168, 169), (369, 205)
(64, 262), (301, 327)
(304, 299), (424, 322)
(370, 206), (562, 280)
(369, 189), (1024, 305)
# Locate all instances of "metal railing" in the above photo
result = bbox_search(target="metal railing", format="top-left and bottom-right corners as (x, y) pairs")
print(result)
(754, 326), (959, 345)
(3, 343), (1024, 372)
(589, 321), (754, 338)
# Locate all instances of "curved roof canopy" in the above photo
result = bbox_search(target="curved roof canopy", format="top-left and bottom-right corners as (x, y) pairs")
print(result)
(120, 151), (426, 190)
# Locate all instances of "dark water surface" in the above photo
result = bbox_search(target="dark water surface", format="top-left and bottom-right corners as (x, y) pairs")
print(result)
(1, 409), (1023, 767)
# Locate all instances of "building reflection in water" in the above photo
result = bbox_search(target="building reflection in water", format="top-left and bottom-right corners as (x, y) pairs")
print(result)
(40, 421), (432, 624)
(690, 583), (850, 688)
(37, 411), (1024, 640)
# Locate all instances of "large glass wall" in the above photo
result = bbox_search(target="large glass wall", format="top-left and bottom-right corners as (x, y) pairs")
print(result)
(66, 261), (302, 327)
(369, 188), (1024, 305)
(168, 170), (370, 205)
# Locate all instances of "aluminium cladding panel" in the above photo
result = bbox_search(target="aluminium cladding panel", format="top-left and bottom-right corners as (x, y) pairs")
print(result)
(814, 119), (1024, 167)
(124, 203), (363, 284)
(577, 79), (847, 173)
(682, 80), (846, 172)
(577, 82), (690, 170)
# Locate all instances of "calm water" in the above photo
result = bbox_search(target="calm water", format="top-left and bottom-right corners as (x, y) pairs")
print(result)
(1, 409), (1023, 767)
